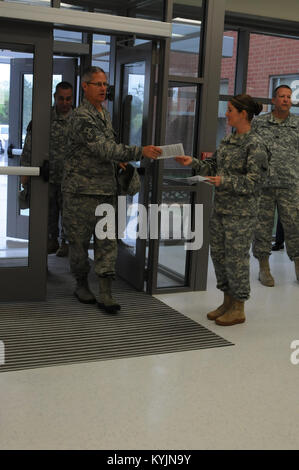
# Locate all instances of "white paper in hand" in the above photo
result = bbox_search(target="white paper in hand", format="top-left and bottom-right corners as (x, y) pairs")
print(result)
(157, 143), (185, 159)
(185, 175), (210, 184)
(165, 175), (211, 185)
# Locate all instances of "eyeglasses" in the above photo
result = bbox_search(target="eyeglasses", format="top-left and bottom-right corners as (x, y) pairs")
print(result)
(87, 81), (109, 88)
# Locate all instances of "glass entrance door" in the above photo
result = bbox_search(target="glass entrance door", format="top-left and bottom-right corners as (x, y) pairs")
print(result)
(114, 43), (156, 291)
(0, 20), (52, 300)
(6, 57), (77, 240)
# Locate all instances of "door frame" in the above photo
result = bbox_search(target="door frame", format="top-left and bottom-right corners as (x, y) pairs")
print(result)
(0, 19), (52, 301)
(114, 42), (157, 291)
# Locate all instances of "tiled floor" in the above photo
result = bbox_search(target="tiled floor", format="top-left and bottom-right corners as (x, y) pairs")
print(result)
(0, 249), (298, 450)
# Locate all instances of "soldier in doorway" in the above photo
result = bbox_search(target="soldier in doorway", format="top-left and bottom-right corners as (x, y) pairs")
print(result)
(62, 66), (161, 313)
(21, 81), (74, 257)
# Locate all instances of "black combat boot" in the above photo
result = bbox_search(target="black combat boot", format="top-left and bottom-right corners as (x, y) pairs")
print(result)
(48, 237), (59, 254)
(98, 277), (121, 314)
(74, 277), (96, 304)
(56, 240), (69, 257)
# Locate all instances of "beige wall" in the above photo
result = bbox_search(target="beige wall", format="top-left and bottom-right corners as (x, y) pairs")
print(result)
(226, 0), (299, 22)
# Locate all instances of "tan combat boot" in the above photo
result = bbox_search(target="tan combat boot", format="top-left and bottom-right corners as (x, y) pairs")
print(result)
(258, 257), (275, 287)
(215, 299), (246, 326)
(207, 292), (233, 321)
(295, 258), (299, 282)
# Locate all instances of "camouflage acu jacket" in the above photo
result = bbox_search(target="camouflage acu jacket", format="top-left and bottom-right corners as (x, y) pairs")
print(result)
(21, 107), (72, 184)
(251, 112), (299, 188)
(191, 130), (269, 216)
(61, 99), (143, 195)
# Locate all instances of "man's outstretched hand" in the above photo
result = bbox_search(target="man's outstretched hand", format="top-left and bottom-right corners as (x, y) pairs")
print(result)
(142, 145), (162, 159)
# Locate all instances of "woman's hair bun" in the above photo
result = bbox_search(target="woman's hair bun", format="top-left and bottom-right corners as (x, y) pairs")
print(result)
(231, 94), (263, 121)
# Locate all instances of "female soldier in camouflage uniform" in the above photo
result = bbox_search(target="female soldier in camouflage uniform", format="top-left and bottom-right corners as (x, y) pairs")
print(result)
(176, 95), (268, 326)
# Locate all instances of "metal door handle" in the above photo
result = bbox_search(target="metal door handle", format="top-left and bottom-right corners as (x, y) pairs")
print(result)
(11, 148), (23, 156)
(7, 143), (14, 158)
(0, 160), (49, 181)
(7, 146), (24, 158)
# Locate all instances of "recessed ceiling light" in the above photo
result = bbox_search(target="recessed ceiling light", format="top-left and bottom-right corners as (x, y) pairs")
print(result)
(173, 18), (202, 25)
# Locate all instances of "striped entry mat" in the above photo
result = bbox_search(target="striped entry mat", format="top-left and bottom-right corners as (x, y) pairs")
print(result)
(0, 257), (233, 372)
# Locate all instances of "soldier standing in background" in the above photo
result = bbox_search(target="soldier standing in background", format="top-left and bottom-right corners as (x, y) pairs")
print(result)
(252, 85), (299, 285)
(21, 81), (73, 257)
(62, 66), (161, 313)
(176, 94), (268, 326)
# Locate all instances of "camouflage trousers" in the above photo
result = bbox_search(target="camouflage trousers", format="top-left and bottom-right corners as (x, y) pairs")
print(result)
(210, 212), (256, 301)
(63, 192), (117, 279)
(252, 187), (299, 261)
(48, 183), (66, 241)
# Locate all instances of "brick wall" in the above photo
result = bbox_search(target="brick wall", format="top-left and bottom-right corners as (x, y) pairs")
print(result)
(170, 31), (299, 99)
(221, 32), (299, 98)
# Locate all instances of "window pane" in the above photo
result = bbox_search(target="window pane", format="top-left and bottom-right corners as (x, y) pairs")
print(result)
(169, 19), (202, 77)
(4, 0), (50, 4)
(164, 85), (197, 178)
(220, 31), (238, 95)
(54, 29), (83, 43)
(169, 1), (204, 76)
(216, 100), (232, 147)
(92, 34), (110, 74)
(157, 190), (192, 288)
(165, 85), (197, 157)
(119, 61), (146, 147)
(4, 0), (82, 7)
(22, 74), (61, 147)
(22, 75), (33, 146)
(134, 0), (164, 21)
(0, 49), (35, 267)
(247, 33), (299, 99)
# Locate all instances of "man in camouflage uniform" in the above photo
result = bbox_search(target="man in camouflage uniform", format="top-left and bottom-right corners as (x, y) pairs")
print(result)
(62, 66), (161, 313)
(21, 81), (73, 257)
(252, 85), (299, 285)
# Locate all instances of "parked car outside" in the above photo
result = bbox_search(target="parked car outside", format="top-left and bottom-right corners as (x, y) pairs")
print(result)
(0, 125), (9, 154)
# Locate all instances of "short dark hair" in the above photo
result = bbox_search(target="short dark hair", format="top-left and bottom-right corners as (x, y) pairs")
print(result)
(272, 84), (292, 98)
(81, 66), (106, 83)
(230, 94), (263, 122)
(55, 81), (73, 94)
